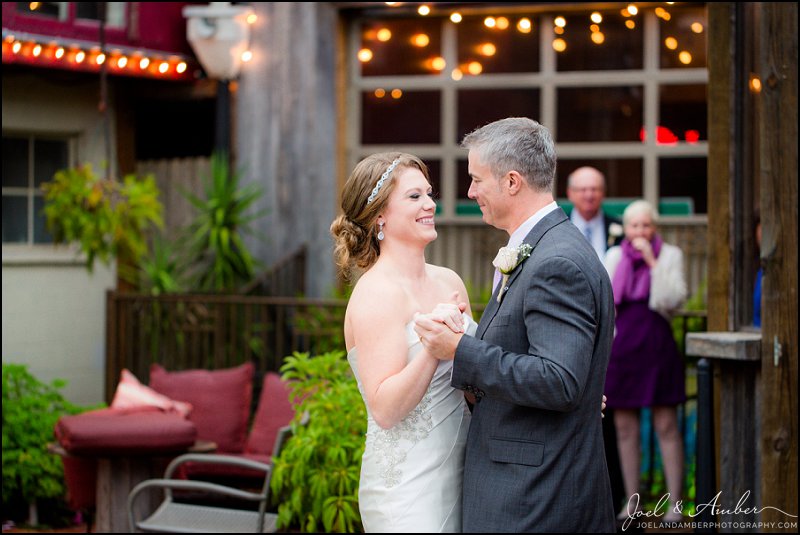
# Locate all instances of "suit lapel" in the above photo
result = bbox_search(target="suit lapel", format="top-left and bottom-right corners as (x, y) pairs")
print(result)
(475, 208), (569, 339)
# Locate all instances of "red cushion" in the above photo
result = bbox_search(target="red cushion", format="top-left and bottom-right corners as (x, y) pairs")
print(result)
(177, 452), (272, 482)
(245, 372), (295, 456)
(61, 455), (97, 510)
(149, 363), (254, 453)
(54, 406), (197, 456)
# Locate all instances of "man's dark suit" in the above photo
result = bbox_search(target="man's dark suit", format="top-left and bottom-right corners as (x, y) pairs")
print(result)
(453, 208), (616, 532)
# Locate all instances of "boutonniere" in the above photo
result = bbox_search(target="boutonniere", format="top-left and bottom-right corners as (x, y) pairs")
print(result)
(607, 222), (623, 247)
(492, 243), (533, 303)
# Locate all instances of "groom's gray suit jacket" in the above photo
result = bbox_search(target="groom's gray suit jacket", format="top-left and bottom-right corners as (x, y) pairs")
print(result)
(453, 207), (616, 532)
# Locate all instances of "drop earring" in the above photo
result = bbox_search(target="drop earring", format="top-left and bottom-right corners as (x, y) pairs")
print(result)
(377, 221), (385, 241)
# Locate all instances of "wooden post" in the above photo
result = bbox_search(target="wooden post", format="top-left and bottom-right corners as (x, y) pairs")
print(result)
(759, 2), (798, 527)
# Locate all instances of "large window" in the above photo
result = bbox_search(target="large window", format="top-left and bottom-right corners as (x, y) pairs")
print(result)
(13, 2), (126, 26)
(2, 134), (73, 245)
(348, 3), (708, 220)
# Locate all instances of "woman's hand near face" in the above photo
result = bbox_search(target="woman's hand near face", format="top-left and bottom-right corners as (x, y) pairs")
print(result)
(631, 237), (657, 267)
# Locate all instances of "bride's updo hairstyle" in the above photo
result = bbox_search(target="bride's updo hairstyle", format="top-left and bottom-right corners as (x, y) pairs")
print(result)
(330, 152), (429, 280)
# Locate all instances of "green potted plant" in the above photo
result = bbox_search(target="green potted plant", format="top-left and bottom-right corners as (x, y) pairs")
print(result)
(271, 350), (365, 532)
(179, 151), (265, 292)
(2, 364), (103, 528)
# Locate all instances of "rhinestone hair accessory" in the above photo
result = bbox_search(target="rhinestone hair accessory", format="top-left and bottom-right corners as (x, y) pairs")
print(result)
(367, 158), (402, 205)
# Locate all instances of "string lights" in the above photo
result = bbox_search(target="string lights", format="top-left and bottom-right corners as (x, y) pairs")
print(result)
(2, 31), (196, 80)
(359, 2), (705, 77)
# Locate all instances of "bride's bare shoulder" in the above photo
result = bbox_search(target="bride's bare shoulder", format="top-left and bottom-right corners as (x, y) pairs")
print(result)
(427, 264), (467, 290)
(348, 270), (406, 320)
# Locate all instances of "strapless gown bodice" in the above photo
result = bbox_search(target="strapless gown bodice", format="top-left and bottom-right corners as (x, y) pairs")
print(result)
(347, 314), (477, 533)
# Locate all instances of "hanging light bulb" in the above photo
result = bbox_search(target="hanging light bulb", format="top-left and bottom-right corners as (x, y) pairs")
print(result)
(358, 48), (373, 62)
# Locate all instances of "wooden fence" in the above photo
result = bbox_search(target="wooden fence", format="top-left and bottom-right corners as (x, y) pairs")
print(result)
(105, 290), (703, 400)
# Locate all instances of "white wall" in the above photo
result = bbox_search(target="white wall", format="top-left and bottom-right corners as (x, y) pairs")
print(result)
(2, 71), (118, 406)
(1, 257), (114, 406)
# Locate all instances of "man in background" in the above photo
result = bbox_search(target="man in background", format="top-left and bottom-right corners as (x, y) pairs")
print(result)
(567, 165), (626, 521)
(567, 166), (624, 258)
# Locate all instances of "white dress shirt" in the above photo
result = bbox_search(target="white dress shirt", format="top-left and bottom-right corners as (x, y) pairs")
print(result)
(494, 201), (559, 291)
(570, 210), (606, 259)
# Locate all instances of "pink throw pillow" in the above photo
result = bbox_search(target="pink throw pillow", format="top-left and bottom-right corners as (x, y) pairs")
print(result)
(149, 362), (254, 453)
(111, 369), (193, 418)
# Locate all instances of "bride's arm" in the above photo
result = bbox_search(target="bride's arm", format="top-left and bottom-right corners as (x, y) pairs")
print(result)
(350, 284), (439, 430)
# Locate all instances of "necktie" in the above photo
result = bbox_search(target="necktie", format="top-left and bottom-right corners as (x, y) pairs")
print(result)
(493, 268), (502, 292)
(583, 225), (593, 243)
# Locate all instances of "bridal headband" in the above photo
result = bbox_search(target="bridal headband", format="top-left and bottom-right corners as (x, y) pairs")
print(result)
(367, 158), (402, 205)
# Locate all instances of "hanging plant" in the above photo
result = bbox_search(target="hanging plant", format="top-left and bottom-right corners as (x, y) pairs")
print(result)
(41, 164), (164, 272)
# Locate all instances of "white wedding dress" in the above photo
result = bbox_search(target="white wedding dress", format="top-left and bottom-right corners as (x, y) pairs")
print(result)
(347, 314), (477, 533)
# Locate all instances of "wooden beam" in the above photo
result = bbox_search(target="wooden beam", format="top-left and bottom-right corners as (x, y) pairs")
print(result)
(758, 2), (798, 527)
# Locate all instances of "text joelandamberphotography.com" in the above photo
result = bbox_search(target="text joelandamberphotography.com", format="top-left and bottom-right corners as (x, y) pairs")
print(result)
(620, 491), (798, 532)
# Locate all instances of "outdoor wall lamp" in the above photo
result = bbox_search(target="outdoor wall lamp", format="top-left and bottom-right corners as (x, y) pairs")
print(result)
(183, 2), (254, 156)
(183, 2), (253, 80)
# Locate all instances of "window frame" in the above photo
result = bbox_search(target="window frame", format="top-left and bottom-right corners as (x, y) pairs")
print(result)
(347, 6), (709, 224)
(2, 131), (80, 260)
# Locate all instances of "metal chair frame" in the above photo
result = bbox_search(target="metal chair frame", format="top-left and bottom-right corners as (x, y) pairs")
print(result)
(128, 425), (292, 533)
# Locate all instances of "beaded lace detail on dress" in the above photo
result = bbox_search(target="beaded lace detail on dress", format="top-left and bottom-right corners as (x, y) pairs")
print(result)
(368, 389), (434, 487)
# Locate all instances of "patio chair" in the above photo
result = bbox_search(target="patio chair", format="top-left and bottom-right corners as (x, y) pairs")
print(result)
(127, 425), (292, 533)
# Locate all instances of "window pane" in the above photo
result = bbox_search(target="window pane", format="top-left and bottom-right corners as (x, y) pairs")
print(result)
(659, 5), (707, 69)
(555, 10), (643, 71)
(361, 90), (440, 144)
(423, 159), (442, 214)
(557, 86), (643, 142)
(360, 18), (442, 77)
(457, 15), (540, 74)
(33, 196), (53, 244)
(34, 139), (69, 187)
(75, 2), (102, 21)
(659, 84), (707, 142)
(455, 159), (480, 216)
(659, 157), (707, 214)
(2, 196), (28, 243)
(3, 137), (29, 188)
(457, 89), (540, 144)
(557, 159), (643, 200)
(106, 2), (126, 27)
(16, 2), (61, 18)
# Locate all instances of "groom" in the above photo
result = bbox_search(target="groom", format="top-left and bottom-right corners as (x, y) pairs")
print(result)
(415, 117), (616, 532)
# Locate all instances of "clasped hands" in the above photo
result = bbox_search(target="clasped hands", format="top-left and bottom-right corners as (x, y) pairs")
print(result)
(413, 295), (608, 417)
(413, 295), (467, 361)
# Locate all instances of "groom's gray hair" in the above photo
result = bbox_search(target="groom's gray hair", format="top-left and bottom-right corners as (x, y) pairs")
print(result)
(461, 117), (557, 193)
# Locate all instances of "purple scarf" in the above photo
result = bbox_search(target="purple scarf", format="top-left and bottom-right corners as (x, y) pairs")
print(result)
(611, 235), (663, 306)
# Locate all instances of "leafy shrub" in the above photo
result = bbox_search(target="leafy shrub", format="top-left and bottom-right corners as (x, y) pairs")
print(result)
(2, 364), (103, 520)
(41, 163), (163, 272)
(271, 351), (365, 532)
(180, 151), (265, 292)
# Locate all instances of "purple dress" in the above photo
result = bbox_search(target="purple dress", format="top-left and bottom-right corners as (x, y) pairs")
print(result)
(605, 239), (686, 409)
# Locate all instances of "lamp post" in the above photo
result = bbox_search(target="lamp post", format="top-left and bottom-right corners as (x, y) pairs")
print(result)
(183, 2), (253, 157)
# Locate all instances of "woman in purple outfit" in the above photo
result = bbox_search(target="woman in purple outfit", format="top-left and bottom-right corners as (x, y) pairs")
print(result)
(603, 200), (687, 522)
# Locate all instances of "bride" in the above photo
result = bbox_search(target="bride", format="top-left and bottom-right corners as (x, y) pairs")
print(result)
(330, 152), (476, 532)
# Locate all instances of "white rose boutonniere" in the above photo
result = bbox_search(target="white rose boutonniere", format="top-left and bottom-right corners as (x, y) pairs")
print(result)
(492, 243), (533, 303)
(607, 222), (624, 247)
